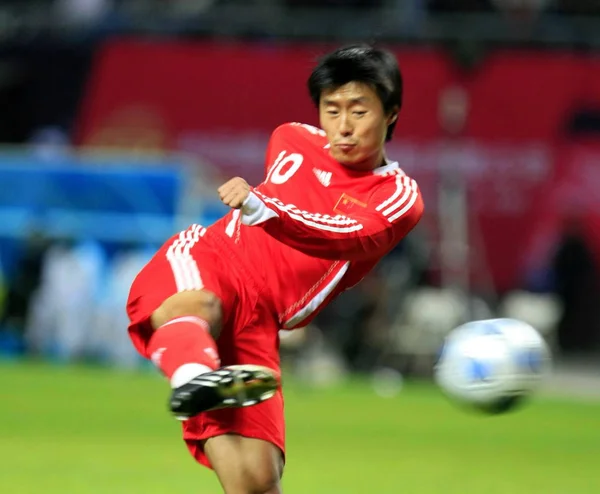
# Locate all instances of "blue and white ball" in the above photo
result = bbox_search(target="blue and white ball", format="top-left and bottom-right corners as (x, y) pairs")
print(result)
(434, 318), (551, 414)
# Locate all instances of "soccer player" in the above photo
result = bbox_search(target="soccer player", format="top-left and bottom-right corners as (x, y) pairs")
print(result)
(126, 44), (423, 494)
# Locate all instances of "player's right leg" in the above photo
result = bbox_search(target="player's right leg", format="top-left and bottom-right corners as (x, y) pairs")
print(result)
(126, 226), (279, 419)
(150, 290), (279, 418)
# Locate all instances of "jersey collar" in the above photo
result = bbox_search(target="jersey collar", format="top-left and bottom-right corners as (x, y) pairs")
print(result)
(373, 161), (400, 175)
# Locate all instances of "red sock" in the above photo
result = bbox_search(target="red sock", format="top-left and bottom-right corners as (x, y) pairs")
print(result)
(147, 316), (220, 386)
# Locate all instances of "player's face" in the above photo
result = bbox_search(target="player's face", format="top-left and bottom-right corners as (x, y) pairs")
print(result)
(319, 82), (397, 171)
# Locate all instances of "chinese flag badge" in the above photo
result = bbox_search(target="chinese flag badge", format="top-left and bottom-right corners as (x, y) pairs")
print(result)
(334, 193), (367, 215)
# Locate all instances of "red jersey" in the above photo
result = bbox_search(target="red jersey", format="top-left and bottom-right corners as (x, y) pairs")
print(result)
(208, 123), (423, 330)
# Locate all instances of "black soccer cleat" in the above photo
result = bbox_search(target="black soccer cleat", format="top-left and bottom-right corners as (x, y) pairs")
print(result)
(169, 365), (279, 421)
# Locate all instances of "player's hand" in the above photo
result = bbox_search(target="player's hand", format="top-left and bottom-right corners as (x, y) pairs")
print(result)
(218, 177), (251, 209)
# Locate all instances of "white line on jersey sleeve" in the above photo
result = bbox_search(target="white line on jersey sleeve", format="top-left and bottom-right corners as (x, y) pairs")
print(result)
(375, 176), (419, 223)
(241, 191), (364, 233)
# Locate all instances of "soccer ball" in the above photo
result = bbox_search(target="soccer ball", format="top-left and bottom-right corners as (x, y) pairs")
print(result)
(434, 318), (551, 414)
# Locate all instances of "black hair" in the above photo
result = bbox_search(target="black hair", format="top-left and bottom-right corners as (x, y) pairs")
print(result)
(307, 44), (403, 142)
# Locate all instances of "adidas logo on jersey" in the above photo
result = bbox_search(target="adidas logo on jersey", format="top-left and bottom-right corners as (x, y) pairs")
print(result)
(313, 168), (332, 187)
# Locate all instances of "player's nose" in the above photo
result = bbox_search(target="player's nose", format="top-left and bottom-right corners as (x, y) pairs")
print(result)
(338, 117), (353, 137)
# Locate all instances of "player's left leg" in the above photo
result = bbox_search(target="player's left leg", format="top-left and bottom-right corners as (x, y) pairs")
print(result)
(181, 304), (287, 490)
(203, 434), (284, 494)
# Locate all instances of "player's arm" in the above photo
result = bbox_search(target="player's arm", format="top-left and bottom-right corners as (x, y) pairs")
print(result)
(219, 175), (424, 261)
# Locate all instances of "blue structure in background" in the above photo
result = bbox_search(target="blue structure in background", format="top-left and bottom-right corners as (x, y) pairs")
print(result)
(0, 151), (190, 272)
(0, 151), (201, 360)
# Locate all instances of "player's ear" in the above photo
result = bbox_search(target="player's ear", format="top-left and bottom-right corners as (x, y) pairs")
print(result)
(386, 107), (399, 126)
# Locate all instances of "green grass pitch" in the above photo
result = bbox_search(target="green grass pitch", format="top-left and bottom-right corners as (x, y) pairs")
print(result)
(1, 360), (599, 493)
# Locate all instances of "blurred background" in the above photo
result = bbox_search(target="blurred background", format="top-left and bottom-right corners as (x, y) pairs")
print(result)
(2, 0), (600, 381)
(1, 2), (600, 493)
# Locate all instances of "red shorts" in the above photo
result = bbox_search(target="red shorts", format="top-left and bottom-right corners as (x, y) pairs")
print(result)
(126, 224), (284, 469)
